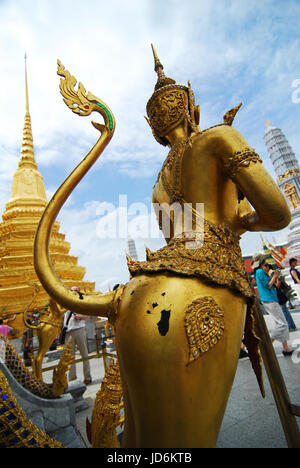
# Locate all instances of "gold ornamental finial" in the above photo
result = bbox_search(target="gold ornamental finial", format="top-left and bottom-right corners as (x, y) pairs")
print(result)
(18, 53), (37, 170)
(265, 119), (270, 127)
(151, 44), (163, 74)
(151, 44), (176, 91)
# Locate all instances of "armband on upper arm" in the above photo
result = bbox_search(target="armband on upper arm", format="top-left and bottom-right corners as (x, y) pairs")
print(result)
(223, 147), (263, 180)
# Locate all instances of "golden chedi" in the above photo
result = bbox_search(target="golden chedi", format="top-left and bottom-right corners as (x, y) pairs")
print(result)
(0, 58), (94, 338)
(34, 49), (291, 448)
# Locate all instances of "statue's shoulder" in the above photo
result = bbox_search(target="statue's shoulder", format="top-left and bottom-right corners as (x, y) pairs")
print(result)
(196, 124), (242, 146)
(197, 102), (244, 144)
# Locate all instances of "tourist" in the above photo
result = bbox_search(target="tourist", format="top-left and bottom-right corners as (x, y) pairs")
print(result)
(264, 264), (296, 331)
(289, 258), (300, 301)
(252, 253), (293, 356)
(0, 319), (11, 338)
(239, 340), (248, 359)
(22, 328), (33, 367)
(64, 286), (92, 385)
(275, 277), (297, 332)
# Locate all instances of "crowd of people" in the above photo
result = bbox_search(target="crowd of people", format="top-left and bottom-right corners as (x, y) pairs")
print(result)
(249, 253), (298, 358)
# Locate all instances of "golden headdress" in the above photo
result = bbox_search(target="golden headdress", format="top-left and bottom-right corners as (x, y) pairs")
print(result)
(146, 45), (200, 146)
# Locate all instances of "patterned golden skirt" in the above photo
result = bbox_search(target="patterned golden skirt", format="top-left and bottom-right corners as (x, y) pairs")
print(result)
(128, 220), (254, 301)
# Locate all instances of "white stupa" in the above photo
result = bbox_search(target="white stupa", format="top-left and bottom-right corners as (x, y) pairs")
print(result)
(127, 235), (138, 261)
(264, 120), (300, 272)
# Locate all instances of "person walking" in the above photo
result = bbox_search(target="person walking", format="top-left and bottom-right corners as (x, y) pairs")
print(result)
(22, 328), (33, 367)
(64, 287), (92, 385)
(289, 258), (300, 302)
(252, 253), (293, 356)
(264, 264), (297, 332)
(275, 276), (297, 332)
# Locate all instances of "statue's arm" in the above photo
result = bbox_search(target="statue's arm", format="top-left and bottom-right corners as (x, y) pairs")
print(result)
(235, 196), (253, 235)
(217, 126), (291, 232)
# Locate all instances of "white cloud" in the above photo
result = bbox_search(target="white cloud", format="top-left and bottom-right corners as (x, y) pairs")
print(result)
(57, 198), (164, 290)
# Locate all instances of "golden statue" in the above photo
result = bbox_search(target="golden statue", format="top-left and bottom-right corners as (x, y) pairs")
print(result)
(33, 47), (291, 448)
(21, 281), (66, 381)
(33, 299), (66, 381)
(87, 360), (123, 448)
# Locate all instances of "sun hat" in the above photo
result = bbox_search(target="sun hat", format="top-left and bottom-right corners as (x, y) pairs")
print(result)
(251, 253), (268, 269)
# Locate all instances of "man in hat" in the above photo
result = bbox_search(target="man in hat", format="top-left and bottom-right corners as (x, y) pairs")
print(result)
(252, 253), (293, 355)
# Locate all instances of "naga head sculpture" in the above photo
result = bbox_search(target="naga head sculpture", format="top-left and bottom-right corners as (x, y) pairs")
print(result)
(145, 45), (200, 146)
(57, 60), (115, 132)
(34, 61), (119, 319)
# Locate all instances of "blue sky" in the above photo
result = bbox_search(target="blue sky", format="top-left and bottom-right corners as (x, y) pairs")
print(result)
(0, 0), (300, 290)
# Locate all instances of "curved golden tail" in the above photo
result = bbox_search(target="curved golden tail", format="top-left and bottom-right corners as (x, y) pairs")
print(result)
(34, 61), (116, 317)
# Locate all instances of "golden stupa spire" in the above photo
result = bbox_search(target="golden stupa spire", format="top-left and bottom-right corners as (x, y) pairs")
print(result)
(25, 53), (29, 113)
(0, 56), (95, 339)
(7, 55), (47, 204)
(19, 53), (37, 170)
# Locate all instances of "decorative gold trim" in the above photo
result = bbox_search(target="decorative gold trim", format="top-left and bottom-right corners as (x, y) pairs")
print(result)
(239, 212), (255, 231)
(52, 339), (74, 397)
(223, 148), (262, 179)
(88, 361), (123, 448)
(184, 297), (225, 365)
(128, 222), (253, 303)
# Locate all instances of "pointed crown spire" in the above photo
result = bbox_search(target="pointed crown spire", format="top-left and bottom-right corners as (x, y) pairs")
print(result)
(146, 45), (198, 146)
(151, 44), (176, 91)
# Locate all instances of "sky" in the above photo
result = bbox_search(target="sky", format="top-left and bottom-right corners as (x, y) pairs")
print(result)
(0, 0), (299, 291)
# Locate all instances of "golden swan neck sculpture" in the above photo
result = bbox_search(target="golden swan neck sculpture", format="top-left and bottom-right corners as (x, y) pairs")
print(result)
(33, 48), (291, 448)
(34, 60), (119, 318)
